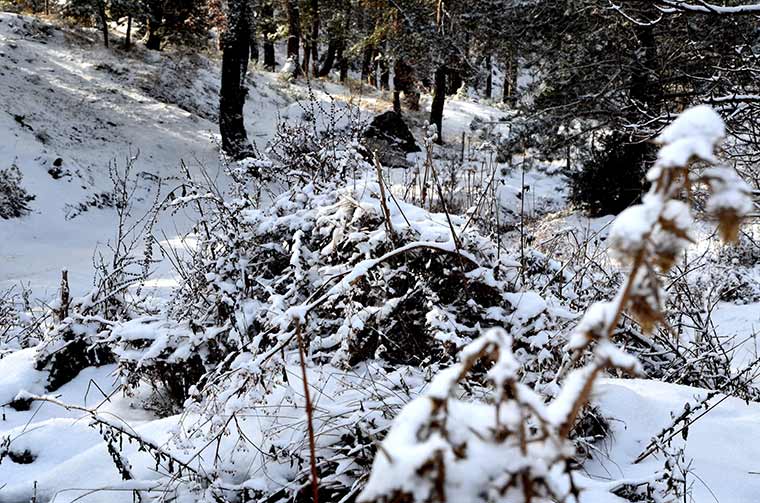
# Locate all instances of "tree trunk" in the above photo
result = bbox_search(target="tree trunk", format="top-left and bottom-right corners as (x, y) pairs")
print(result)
(125, 15), (132, 49)
(484, 54), (492, 99)
(337, 1), (351, 82)
(96, 0), (109, 48)
(430, 65), (447, 145)
(629, 20), (661, 112)
(393, 91), (401, 113)
(318, 38), (337, 77)
(502, 48), (517, 104)
(337, 39), (348, 82)
(145, 1), (163, 50)
(393, 60), (407, 113)
(446, 68), (462, 95)
(261, 1), (276, 70)
(146, 26), (161, 50)
(250, 32), (259, 63)
(379, 53), (390, 90)
(263, 42), (275, 71)
(361, 45), (374, 86)
(302, 39), (311, 77)
(395, 59), (419, 111)
(285, 0), (300, 74)
(310, 0), (319, 76)
(370, 49), (380, 87)
(220, 0), (252, 159)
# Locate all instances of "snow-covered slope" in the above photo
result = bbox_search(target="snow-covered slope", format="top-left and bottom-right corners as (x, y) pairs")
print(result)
(0, 13), (294, 298)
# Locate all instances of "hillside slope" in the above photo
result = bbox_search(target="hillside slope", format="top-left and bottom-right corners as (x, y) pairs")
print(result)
(0, 13), (291, 297)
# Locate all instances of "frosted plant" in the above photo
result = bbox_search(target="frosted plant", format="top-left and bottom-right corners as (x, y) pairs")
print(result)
(358, 106), (752, 503)
(358, 327), (622, 503)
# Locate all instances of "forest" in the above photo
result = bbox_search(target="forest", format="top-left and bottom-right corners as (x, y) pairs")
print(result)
(1, 1), (760, 502)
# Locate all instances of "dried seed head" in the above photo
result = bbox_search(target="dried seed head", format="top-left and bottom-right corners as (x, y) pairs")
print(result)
(651, 226), (689, 272)
(702, 166), (753, 243)
(715, 208), (743, 243)
(628, 292), (663, 334)
(652, 247), (678, 272)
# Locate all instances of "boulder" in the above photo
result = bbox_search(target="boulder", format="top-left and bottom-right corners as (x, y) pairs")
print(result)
(362, 111), (420, 168)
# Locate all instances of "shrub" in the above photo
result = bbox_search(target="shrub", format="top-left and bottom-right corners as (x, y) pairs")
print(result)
(569, 130), (651, 217)
(0, 164), (35, 219)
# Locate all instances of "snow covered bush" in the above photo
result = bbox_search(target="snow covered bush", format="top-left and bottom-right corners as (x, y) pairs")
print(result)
(115, 164), (572, 407)
(358, 106), (752, 503)
(35, 159), (159, 392)
(266, 94), (367, 183)
(0, 162), (35, 219)
(358, 328), (593, 503)
(97, 118), (588, 500)
(0, 286), (43, 353)
(16, 104), (751, 503)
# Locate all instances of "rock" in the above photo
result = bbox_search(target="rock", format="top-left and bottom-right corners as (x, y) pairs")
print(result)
(364, 111), (420, 153)
(362, 111), (420, 168)
(48, 158), (69, 180)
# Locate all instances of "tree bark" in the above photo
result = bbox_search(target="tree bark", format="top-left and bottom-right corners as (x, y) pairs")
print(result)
(484, 54), (492, 99)
(395, 59), (419, 111)
(337, 0), (351, 82)
(250, 31), (259, 63)
(261, 1), (276, 70)
(379, 53), (390, 90)
(318, 37), (337, 77)
(337, 39), (348, 82)
(393, 59), (408, 113)
(629, 16), (661, 114)
(125, 15), (132, 49)
(502, 48), (517, 104)
(220, 0), (252, 159)
(361, 44), (374, 86)
(285, 0), (301, 74)
(430, 65), (447, 144)
(145, 1), (163, 51)
(446, 67), (462, 95)
(310, 0), (319, 76)
(302, 39), (311, 76)
(96, 0), (109, 48)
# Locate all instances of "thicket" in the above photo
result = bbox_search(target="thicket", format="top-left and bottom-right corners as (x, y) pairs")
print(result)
(6, 104), (754, 503)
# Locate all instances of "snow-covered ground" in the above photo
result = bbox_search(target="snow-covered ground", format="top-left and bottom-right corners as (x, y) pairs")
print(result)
(0, 12), (293, 297)
(3, 12), (760, 503)
(589, 379), (760, 502)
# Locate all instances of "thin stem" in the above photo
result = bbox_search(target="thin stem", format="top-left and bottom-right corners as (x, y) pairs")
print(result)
(295, 320), (319, 503)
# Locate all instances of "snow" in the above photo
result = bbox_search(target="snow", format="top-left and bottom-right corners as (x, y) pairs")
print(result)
(0, 12), (290, 298)
(649, 105), (725, 180)
(2, 12), (760, 503)
(0, 348), (47, 405)
(587, 379), (760, 503)
(710, 302), (760, 368)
